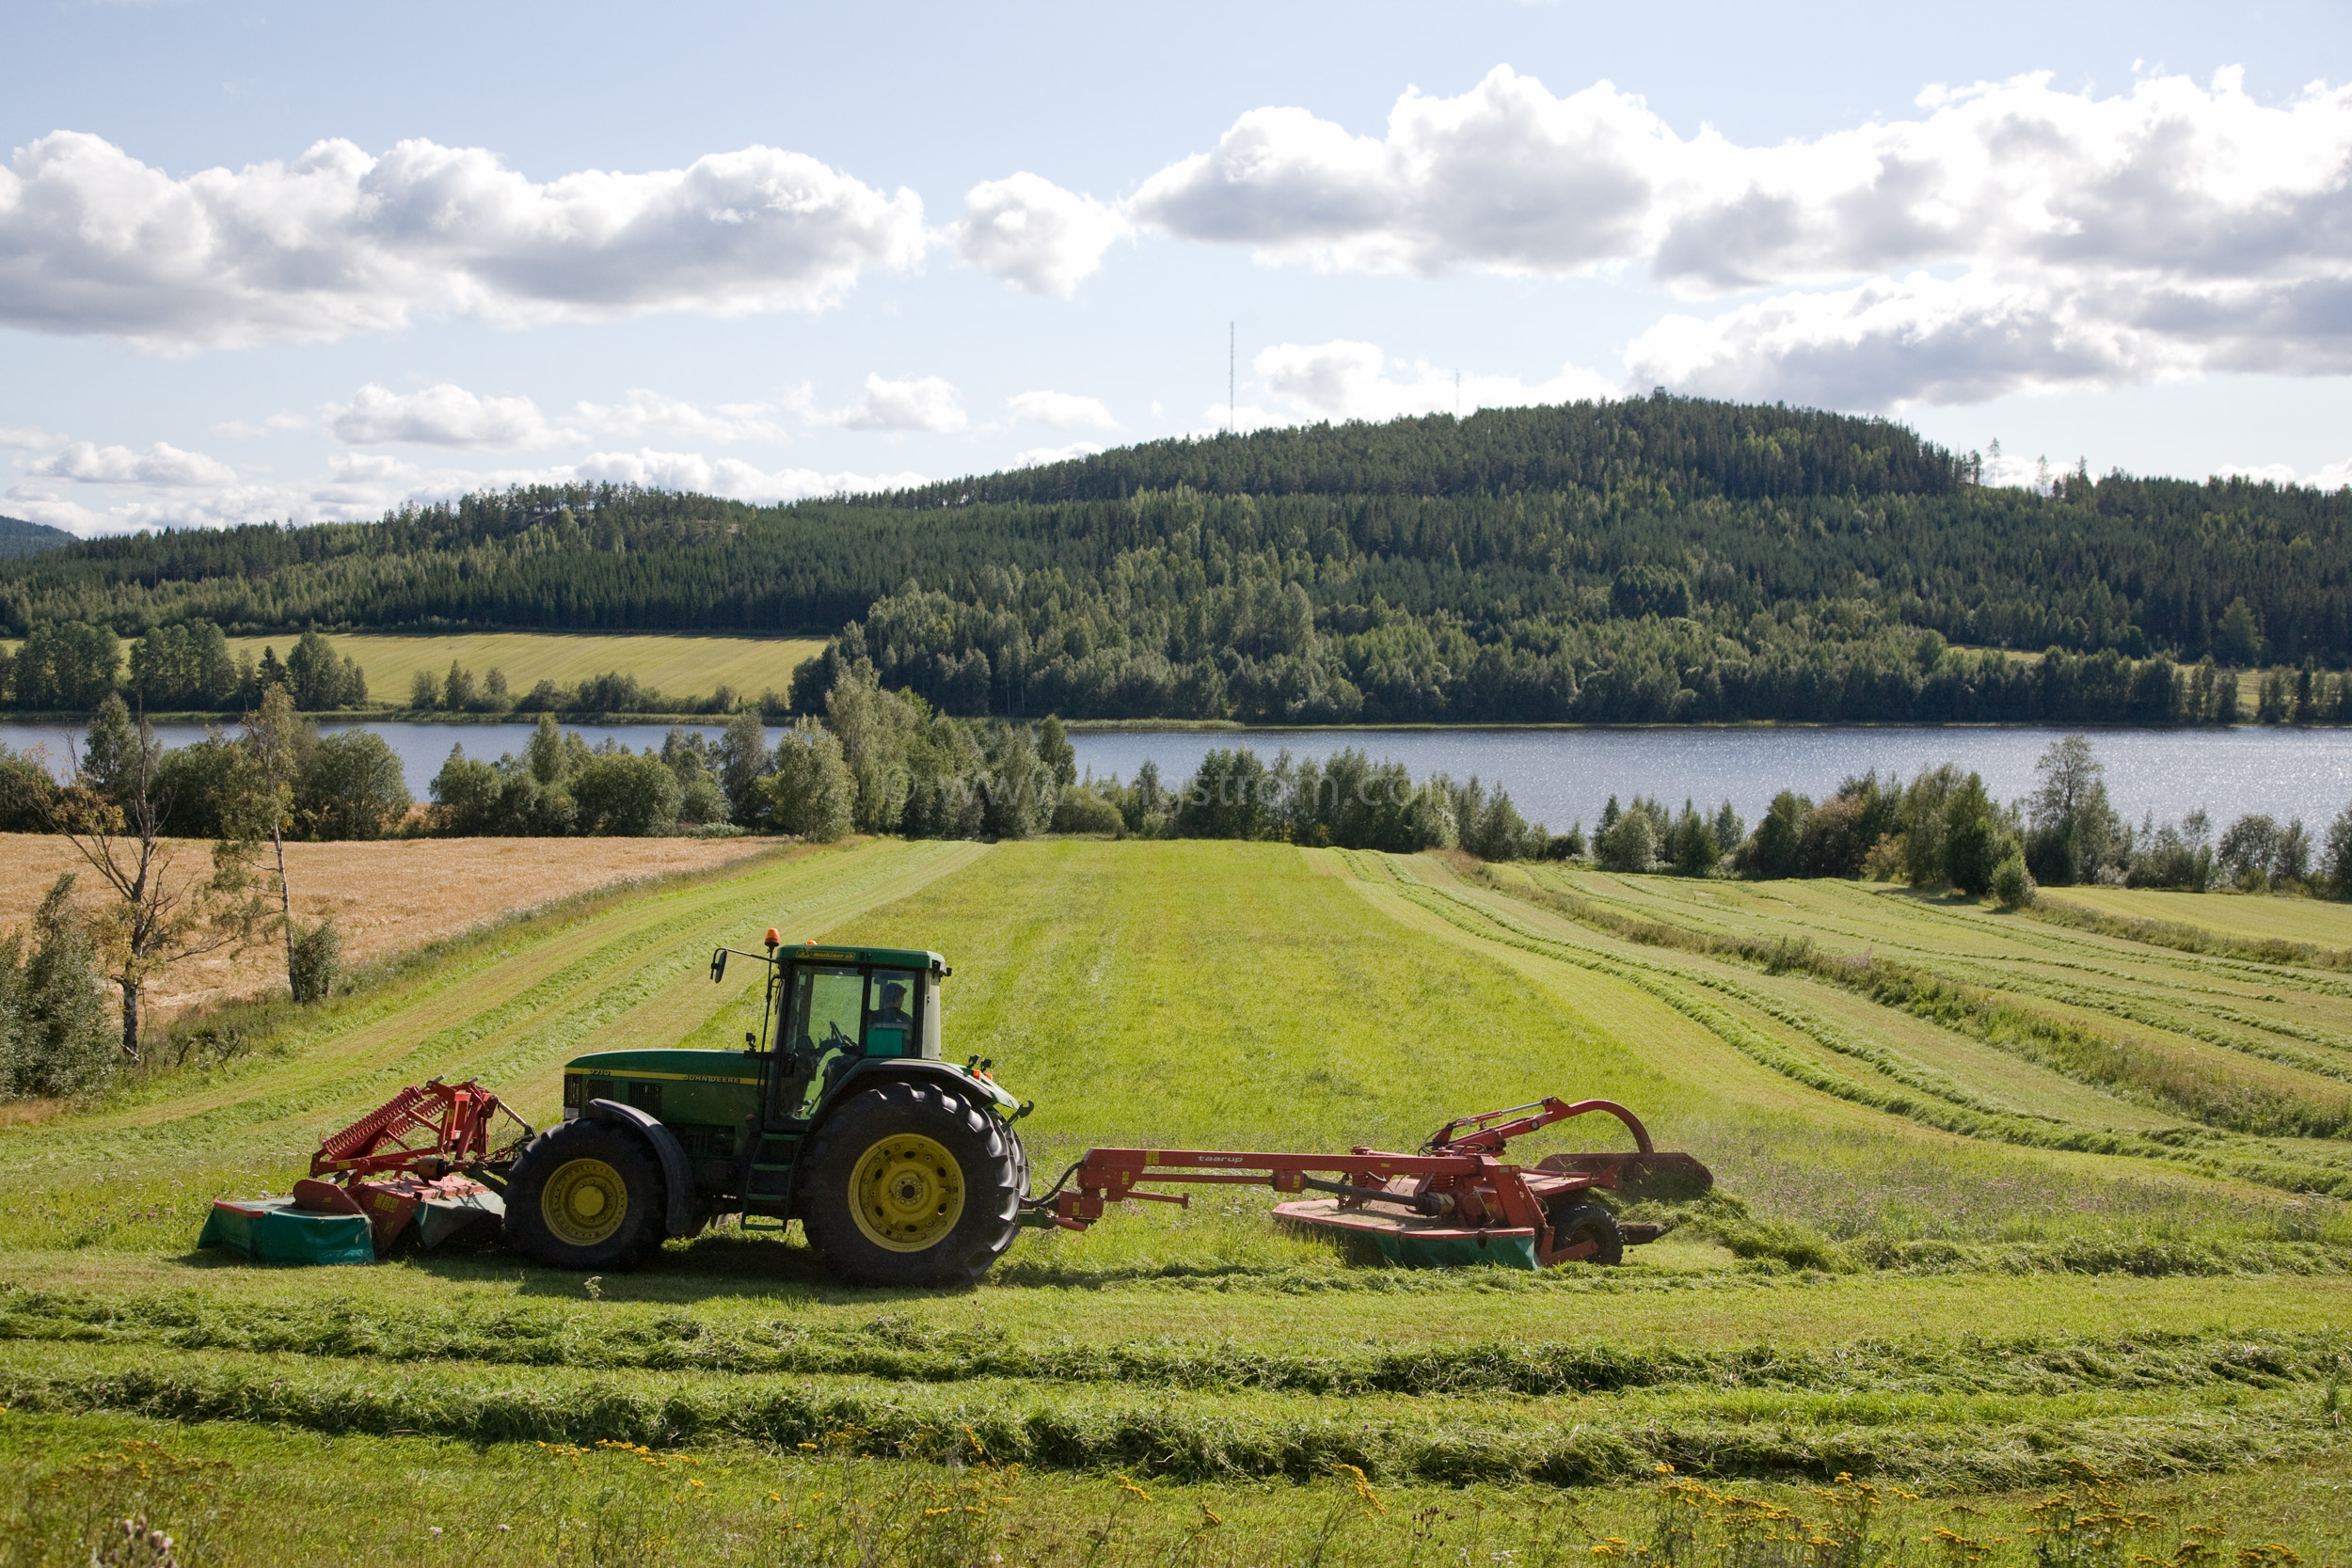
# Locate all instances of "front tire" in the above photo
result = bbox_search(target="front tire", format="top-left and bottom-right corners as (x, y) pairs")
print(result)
(505, 1119), (666, 1271)
(800, 1079), (1025, 1287)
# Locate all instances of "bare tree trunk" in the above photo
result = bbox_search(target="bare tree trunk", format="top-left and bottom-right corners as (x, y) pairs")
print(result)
(275, 825), (295, 999)
(119, 973), (140, 1063)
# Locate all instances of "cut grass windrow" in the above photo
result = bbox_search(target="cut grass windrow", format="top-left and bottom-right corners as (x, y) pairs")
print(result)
(2029, 896), (2352, 974)
(2, 1287), (2341, 1399)
(1480, 868), (2352, 1143)
(1, 1343), (2340, 1491)
(1388, 876), (2352, 1197)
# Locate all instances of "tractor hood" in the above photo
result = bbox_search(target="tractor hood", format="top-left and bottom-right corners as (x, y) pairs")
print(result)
(561, 1049), (766, 1122)
(565, 1047), (766, 1085)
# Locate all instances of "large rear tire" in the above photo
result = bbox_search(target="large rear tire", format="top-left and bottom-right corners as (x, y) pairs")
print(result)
(800, 1079), (1025, 1288)
(504, 1120), (667, 1272)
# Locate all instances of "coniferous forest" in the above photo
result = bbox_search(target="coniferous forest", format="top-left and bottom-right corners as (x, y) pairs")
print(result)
(5, 394), (2350, 723)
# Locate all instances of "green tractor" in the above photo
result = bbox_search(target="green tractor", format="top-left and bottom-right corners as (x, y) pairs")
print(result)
(502, 933), (1032, 1287)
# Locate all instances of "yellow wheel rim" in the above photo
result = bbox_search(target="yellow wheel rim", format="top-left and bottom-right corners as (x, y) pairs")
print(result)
(849, 1132), (965, 1253)
(542, 1157), (628, 1247)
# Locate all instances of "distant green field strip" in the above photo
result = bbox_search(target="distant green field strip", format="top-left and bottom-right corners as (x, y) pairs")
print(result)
(226, 631), (825, 705)
(1377, 868), (2350, 1195)
(3, 1341), (2338, 1490)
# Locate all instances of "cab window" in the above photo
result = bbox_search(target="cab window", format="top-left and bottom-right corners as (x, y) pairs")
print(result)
(779, 966), (864, 1120)
(865, 971), (919, 1057)
(785, 966), (864, 1058)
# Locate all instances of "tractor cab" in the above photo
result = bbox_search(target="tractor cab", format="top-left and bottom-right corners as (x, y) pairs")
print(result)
(768, 943), (948, 1124)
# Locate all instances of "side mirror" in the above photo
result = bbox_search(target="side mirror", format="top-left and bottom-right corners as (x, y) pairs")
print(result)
(708, 947), (727, 983)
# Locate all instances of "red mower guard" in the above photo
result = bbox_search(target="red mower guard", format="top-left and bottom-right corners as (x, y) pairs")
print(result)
(298, 1078), (532, 1253)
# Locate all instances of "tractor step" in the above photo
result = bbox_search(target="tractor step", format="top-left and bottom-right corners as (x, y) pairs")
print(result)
(737, 1131), (800, 1219)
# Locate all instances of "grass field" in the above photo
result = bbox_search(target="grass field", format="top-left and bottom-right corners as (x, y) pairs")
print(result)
(2, 841), (2348, 1564)
(221, 631), (826, 709)
(2044, 885), (2352, 948)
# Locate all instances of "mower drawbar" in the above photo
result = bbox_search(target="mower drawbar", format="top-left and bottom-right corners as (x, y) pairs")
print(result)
(1021, 1098), (1713, 1272)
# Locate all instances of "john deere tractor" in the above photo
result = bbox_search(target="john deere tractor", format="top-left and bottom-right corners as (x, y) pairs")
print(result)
(502, 933), (1031, 1286)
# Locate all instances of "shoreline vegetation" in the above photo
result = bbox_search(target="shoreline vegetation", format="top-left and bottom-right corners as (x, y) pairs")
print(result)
(0, 623), (2332, 732)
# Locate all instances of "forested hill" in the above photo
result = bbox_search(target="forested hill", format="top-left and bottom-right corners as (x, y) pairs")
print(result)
(0, 515), (74, 560)
(867, 397), (1967, 507)
(4, 393), (2349, 725)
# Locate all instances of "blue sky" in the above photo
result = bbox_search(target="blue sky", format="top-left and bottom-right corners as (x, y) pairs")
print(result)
(5, 0), (2349, 533)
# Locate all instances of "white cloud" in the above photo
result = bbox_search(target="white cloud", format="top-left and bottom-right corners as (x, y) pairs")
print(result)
(1008, 388), (1118, 430)
(1011, 441), (1105, 467)
(1134, 65), (2352, 292)
(2217, 456), (2352, 490)
(210, 412), (307, 437)
(1134, 65), (2352, 406)
(1617, 264), (2352, 407)
(573, 448), (923, 501)
(828, 372), (967, 433)
(1, 490), (105, 532)
(0, 131), (929, 351)
(0, 425), (65, 449)
(956, 173), (1129, 296)
(1255, 339), (1618, 421)
(326, 382), (560, 448)
(27, 439), (236, 485)
(1130, 69), (1679, 277)
(568, 388), (787, 444)
(326, 383), (798, 448)
(6, 438), (930, 536)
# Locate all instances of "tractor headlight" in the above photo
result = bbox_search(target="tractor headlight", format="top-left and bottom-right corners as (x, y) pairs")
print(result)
(563, 1073), (582, 1117)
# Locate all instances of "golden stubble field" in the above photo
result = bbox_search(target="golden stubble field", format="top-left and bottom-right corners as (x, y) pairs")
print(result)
(0, 832), (781, 1018)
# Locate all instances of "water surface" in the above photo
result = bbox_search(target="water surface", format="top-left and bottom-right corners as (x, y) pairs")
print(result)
(5, 721), (2344, 833)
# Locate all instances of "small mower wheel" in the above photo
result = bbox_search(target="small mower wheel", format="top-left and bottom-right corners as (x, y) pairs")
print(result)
(1549, 1201), (1625, 1267)
(504, 1119), (667, 1272)
(800, 1079), (1025, 1288)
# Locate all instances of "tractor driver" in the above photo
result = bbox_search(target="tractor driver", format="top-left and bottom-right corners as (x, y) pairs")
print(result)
(871, 980), (913, 1028)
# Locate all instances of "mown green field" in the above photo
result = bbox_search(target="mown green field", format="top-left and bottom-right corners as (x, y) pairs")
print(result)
(222, 631), (824, 708)
(2046, 884), (2352, 948)
(3, 840), (2348, 1565)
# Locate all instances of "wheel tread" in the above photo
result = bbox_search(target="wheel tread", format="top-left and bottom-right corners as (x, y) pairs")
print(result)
(800, 1079), (1026, 1287)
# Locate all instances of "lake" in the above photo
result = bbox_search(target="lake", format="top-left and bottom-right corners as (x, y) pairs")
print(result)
(4, 721), (2345, 833)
